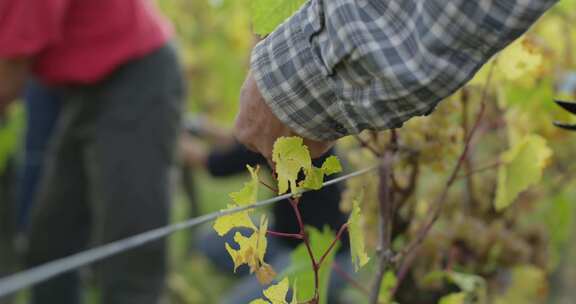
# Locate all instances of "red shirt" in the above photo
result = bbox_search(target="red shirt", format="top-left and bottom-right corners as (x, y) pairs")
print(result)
(0, 0), (172, 84)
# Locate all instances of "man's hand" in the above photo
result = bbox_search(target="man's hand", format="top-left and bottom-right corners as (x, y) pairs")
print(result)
(234, 71), (334, 160)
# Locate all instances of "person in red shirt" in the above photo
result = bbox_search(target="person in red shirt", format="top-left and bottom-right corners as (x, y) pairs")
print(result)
(0, 1), (184, 303)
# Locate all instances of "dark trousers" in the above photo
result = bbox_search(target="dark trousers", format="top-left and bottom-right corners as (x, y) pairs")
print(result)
(0, 161), (17, 304)
(17, 80), (61, 232)
(26, 44), (184, 304)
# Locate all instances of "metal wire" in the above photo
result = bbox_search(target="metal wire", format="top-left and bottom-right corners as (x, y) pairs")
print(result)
(0, 165), (377, 298)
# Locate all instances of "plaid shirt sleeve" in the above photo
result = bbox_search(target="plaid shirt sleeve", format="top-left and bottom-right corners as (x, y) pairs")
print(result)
(250, 0), (558, 141)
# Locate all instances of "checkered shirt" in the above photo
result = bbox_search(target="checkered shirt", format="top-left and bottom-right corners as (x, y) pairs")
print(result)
(251, 0), (557, 141)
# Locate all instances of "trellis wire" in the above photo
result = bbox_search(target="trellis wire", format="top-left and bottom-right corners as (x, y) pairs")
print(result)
(0, 165), (377, 298)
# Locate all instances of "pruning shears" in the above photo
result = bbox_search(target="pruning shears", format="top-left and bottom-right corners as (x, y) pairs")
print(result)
(553, 99), (576, 131)
(554, 72), (576, 131)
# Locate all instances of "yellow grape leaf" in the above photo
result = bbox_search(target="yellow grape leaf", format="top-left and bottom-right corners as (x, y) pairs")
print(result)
(256, 215), (269, 262)
(230, 165), (260, 206)
(225, 215), (274, 279)
(214, 167), (276, 284)
(213, 165), (260, 236)
(263, 277), (290, 303)
(225, 233), (258, 272)
(348, 196), (370, 271)
(250, 277), (296, 304)
(256, 263), (277, 285)
(213, 204), (257, 236)
(273, 137), (312, 194)
(498, 38), (542, 80)
(254, 215), (276, 284)
(495, 135), (552, 211)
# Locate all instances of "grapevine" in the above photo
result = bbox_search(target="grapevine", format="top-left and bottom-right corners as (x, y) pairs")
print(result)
(161, 0), (576, 302)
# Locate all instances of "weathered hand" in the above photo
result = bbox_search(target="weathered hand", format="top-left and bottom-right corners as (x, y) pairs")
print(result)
(234, 71), (334, 160)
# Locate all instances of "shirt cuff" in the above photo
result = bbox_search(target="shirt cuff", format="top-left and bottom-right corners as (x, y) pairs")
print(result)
(250, 0), (354, 141)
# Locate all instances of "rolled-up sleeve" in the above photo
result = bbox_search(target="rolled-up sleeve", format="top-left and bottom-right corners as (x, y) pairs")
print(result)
(251, 0), (558, 141)
(0, 0), (70, 58)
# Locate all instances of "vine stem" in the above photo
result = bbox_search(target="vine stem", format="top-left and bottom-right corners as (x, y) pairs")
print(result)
(369, 148), (396, 304)
(289, 197), (320, 303)
(266, 230), (303, 240)
(259, 179), (278, 193)
(394, 95), (487, 292)
(392, 61), (496, 294)
(317, 223), (348, 267)
(461, 87), (478, 213)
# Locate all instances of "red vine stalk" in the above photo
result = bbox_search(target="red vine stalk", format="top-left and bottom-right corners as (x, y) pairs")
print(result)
(392, 61), (496, 294)
(318, 223), (348, 267)
(266, 230), (303, 240)
(259, 179), (278, 193)
(289, 197), (320, 303)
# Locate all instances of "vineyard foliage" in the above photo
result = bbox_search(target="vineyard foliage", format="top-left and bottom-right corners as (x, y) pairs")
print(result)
(213, 137), (357, 303)
(157, 0), (576, 303)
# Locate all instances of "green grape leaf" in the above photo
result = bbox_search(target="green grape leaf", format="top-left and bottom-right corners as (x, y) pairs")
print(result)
(283, 227), (337, 304)
(495, 135), (552, 211)
(348, 197), (370, 271)
(447, 272), (486, 294)
(301, 166), (324, 190)
(438, 292), (467, 304)
(251, 0), (306, 35)
(290, 280), (297, 304)
(273, 137), (342, 193)
(0, 104), (24, 173)
(273, 137), (312, 194)
(301, 155), (343, 190)
(378, 271), (397, 304)
(250, 277), (296, 304)
(537, 192), (576, 269)
(554, 0), (576, 16)
(321, 155), (343, 175)
(230, 165), (260, 206)
(494, 265), (547, 304)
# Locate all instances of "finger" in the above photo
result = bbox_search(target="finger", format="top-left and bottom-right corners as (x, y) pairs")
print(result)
(265, 157), (275, 173)
(305, 140), (336, 159)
